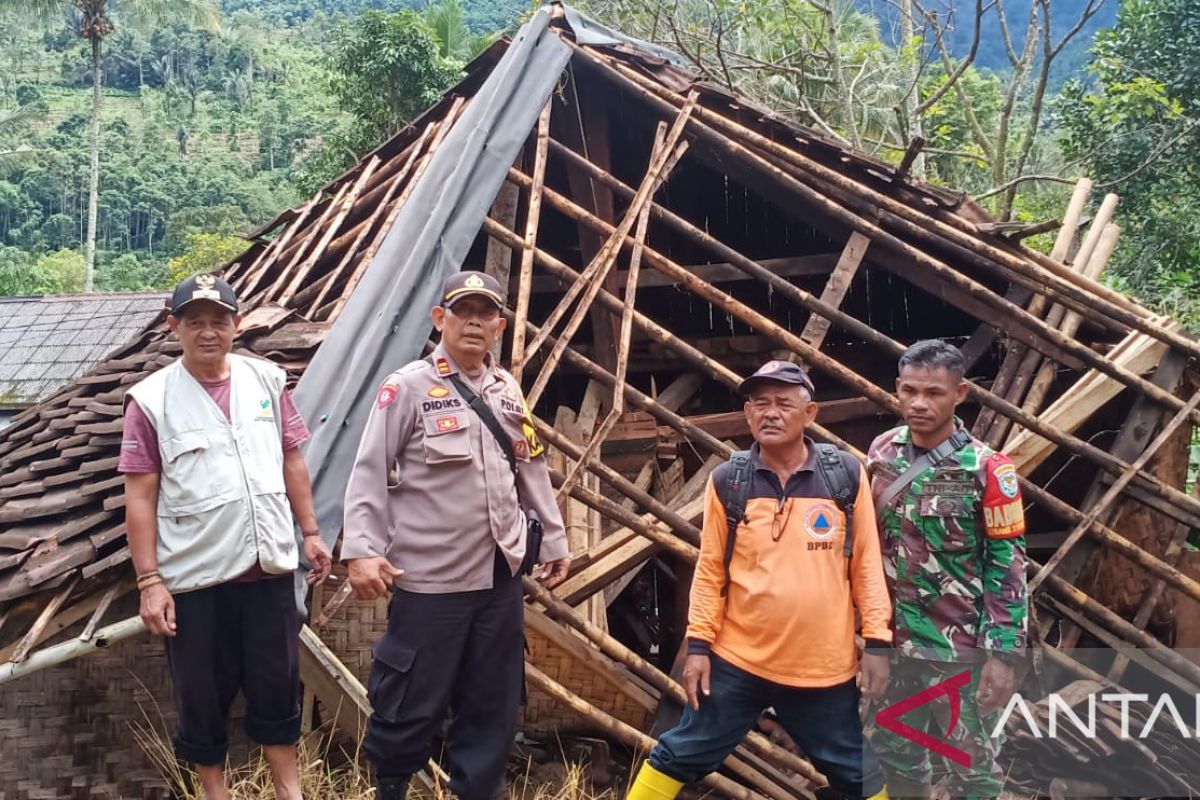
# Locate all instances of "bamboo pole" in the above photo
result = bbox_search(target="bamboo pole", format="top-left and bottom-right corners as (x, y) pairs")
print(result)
(525, 582), (826, 787)
(579, 49), (1200, 416)
(588, 49), (1172, 339)
(525, 95), (697, 405)
(234, 196), (318, 299)
(78, 580), (123, 642)
(497, 234), (861, 457)
(276, 156), (380, 306)
(1013, 223), (1123, 425)
(536, 420), (702, 542)
(504, 165), (1200, 533)
(976, 179), (1092, 437)
(507, 164), (1200, 528)
(327, 97), (465, 321)
(487, 217), (741, 388)
(987, 210), (1121, 444)
(0, 616), (146, 686)
(308, 122), (436, 314)
(8, 577), (78, 663)
(511, 100), (553, 383)
(1031, 384), (1200, 590)
(548, 466), (699, 560)
(1021, 478), (1200, 604)
(555, 124), (667, 501)
(524, 664), (774, 800)
(508, 309), (731, 456)
(1035, 564), (1200, 688)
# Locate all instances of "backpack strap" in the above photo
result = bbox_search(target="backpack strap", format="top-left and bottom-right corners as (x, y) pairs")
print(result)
(715, 451), (754, 598)
(814, 443), (858, 562)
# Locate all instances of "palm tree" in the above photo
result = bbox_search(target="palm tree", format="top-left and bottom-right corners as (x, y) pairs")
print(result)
(424, 0), (493, 65)
(11, 0), (220, 292)
(0, 108), (45, 175)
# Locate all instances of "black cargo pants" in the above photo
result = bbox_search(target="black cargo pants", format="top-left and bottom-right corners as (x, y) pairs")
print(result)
(364, 551), (524, 800)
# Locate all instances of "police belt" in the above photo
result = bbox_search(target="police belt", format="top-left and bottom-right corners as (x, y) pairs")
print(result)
(877, 428), (974, 510)
(445, 372), (543, 577)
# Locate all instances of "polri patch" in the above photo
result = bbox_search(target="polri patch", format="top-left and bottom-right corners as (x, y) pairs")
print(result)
(377, 383), (399, 409)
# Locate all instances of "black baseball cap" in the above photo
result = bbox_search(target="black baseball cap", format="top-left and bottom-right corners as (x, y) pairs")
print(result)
(442, 270), (505, 309)
(738, 360), (816, 397)
(170, 273), (238, 317)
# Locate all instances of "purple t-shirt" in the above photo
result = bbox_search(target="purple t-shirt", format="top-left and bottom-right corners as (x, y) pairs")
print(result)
(119, 376), (310, 582)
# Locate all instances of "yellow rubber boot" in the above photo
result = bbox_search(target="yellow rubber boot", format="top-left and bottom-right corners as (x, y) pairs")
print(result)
(866, 788), (890, 800)
(626, 762), (685, 800)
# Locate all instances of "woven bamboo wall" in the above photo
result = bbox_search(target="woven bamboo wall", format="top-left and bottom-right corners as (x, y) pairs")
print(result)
(0, 615), (255, 800)
(313, 572), (655, 735)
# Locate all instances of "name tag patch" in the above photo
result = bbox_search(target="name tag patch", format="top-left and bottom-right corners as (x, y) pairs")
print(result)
(922, 480), (976, 496)
(422, 397), (463, 414)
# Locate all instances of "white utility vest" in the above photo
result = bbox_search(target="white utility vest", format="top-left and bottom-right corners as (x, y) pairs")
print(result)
(127, 354), (298, 593)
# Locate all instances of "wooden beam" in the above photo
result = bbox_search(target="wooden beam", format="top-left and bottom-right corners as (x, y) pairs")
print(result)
(659, 397), (888, 444)
(799, 232), (869, 351)
(510, 101), (551, 380)
(528, 254), (837, 293)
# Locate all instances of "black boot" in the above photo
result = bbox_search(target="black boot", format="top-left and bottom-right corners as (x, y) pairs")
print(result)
(376, 775), (410, 800)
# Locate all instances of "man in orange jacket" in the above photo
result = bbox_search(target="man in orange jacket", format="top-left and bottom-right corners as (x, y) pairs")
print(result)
(626, 361), (892, 800)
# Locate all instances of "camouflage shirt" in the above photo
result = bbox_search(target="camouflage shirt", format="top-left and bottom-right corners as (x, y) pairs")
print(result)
(866, 422), (1028, 661)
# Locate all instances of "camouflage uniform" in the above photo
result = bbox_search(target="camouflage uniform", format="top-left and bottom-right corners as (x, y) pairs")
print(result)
(865, 422), (1028, 799)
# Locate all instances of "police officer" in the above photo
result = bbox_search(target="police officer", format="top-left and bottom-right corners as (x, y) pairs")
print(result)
(866, 340), (1028, 799)
(626, 360), (892, 800)
(342, 270), (571, 800)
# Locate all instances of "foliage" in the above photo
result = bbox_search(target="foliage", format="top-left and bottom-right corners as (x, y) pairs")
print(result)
(1056, 0), (1200, 322)
(166, 232), (247, 283)
(326, 9), (459, 143)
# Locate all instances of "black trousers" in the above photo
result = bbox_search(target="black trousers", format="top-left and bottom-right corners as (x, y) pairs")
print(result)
(166, 575), (301, 765)
(364, 552), (524, 800)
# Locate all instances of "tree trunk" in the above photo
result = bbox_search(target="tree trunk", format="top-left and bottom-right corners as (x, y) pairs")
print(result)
(85, 35), (102, 293)
(899, 0), (925, 180)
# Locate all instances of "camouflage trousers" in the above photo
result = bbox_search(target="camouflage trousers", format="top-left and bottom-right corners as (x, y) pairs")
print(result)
(868, 658), (1004, 799)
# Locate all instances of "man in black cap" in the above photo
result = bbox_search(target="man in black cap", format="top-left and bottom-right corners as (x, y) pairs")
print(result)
(120, 273), (331, 800)
(342, 270), (570, 800)
(626, 360), (893, 800)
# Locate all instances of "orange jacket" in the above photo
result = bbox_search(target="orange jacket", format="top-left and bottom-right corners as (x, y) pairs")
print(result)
(687, 444), (893, 687)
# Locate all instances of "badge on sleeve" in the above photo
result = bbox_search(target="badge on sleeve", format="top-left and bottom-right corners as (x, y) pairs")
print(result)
(982, 454), (1025, 539)
(513, 438), (529, 459)
(377, 382), (399, 409)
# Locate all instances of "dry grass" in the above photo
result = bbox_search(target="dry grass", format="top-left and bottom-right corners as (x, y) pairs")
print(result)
(131, 702), (619, 800)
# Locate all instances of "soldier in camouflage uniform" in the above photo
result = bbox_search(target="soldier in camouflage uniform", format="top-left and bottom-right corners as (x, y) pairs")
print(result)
(866, 340), (1028, 799)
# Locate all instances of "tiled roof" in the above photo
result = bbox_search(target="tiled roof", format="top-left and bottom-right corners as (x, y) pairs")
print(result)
(0, 293), (167, 408)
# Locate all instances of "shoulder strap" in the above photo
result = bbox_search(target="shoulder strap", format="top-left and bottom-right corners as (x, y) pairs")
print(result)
(716, 451), (754, 598)
(814, 444), (857, 559)
(877, 428), (973, 511)
(425, 357), (519, 476)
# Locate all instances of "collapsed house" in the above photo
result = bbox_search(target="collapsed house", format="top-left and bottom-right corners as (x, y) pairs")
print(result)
(2, 4), (1200, 797)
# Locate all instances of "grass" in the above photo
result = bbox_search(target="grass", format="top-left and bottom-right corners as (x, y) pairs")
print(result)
(130, 701), (620, 800)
